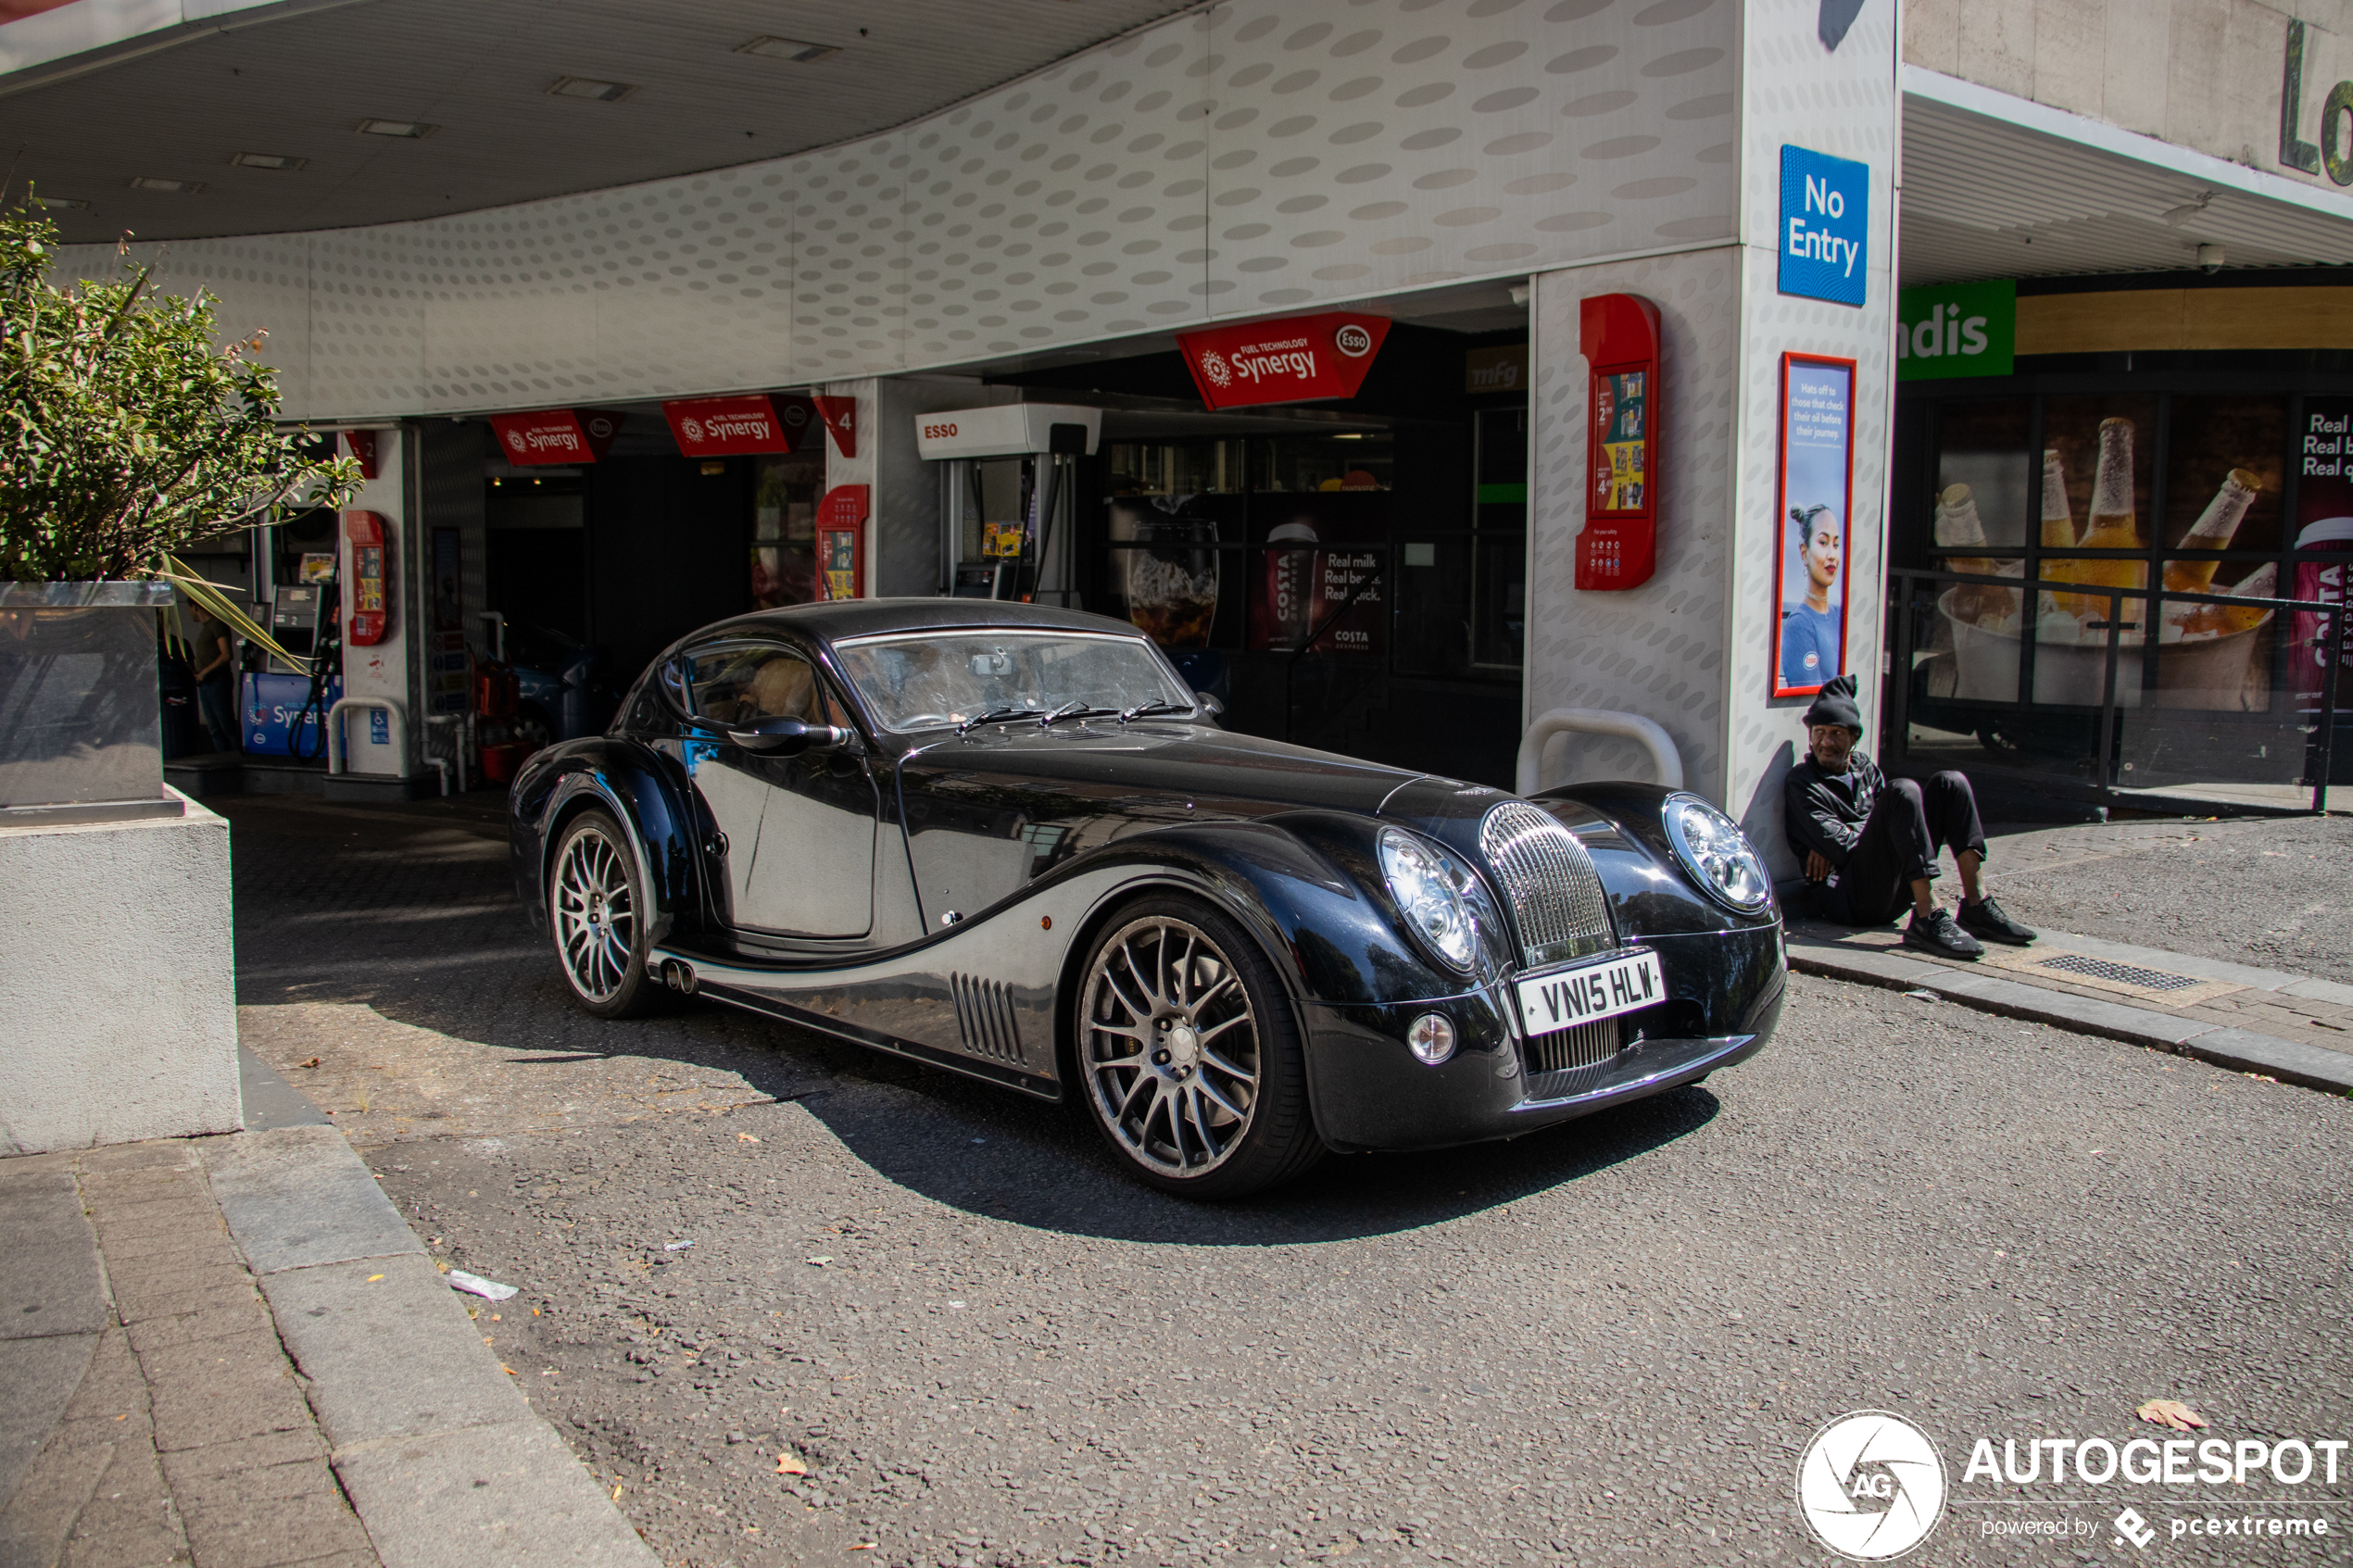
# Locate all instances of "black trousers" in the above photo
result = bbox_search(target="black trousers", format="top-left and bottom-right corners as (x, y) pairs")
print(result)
(1819, 771), (1989, 925)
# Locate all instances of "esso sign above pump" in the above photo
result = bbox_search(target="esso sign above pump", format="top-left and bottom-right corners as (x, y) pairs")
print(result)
(914, 404), (1101, 461)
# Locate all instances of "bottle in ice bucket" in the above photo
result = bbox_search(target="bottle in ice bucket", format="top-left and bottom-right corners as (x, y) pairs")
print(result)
(1935, 483), (2014, 624)
(2162, 469), (2259, 595)
(2039, 448), (2075, 549)
(1265, 520), (1321, 649)
(2051, 418), (2145, 620)
(2292, 516), (2353, 714)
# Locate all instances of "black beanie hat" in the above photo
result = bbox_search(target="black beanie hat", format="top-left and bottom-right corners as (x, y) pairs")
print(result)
(1803, 673), (1861, 732)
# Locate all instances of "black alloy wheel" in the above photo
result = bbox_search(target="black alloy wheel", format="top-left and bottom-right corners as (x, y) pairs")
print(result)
(547, 809), (670, 1018)
(1073, 896), (1322, 1198)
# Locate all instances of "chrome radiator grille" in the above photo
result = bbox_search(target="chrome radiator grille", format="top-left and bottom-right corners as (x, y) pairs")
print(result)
(1477, 801), (1615, 967)
(1521, 1017), (1625, 1102)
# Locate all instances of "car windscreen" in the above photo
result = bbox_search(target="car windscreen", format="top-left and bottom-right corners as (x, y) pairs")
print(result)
(832, 631), (1195, 734)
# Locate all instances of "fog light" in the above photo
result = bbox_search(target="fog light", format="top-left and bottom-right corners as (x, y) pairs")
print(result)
(1406, 1012), (1456, 1066)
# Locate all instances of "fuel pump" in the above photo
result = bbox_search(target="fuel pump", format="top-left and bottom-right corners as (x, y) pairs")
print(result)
(913, 404), (1101, 604)
(288, 580), (342, 762)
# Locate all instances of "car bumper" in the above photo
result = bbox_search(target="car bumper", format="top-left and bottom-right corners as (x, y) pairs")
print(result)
(1298, 924), (1785, 1153)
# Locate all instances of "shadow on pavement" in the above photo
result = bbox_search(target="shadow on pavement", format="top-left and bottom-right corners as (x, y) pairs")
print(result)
(224, 792), (1725, 1245)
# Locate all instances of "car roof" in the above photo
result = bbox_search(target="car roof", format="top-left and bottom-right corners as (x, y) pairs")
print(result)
(694, 597), (1150, 647)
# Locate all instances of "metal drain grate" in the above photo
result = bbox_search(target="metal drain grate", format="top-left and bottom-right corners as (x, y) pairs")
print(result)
(2032, 953), (2203, 993)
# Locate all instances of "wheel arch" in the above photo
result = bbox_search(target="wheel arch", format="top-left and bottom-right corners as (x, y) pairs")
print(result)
(527, 746), (705, 944)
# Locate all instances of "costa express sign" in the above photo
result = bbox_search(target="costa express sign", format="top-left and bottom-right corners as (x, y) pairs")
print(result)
(1178, 312), (1390, 409)
(488, 408), (621, 465)
(663, 394), (818, 458)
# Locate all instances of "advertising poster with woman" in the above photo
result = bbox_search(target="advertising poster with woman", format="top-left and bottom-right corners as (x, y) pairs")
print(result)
(1772, 355), (1856, 697)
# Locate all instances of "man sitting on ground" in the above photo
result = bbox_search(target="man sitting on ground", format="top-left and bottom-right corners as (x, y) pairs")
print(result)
(1781, 674), (2034, 959)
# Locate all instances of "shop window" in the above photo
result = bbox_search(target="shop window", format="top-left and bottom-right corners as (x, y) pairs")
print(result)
(1929, 398), (2030, 552)
(751, 454), (825, 610)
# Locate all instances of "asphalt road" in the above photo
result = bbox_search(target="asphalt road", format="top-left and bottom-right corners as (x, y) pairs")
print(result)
(1976, 814), (2353, 985)
(222, 795), (2353, 1567)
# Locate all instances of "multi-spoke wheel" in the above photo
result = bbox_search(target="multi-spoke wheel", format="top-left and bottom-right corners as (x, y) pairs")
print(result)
(547, 809), (667, 1018)
(1074, 897), (1321, 1198)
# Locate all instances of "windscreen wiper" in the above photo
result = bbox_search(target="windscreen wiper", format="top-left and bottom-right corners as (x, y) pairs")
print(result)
(956, 704), (1048, 734)
(1040, 700), (1118, 727)
(1117, 698), (1195, 723)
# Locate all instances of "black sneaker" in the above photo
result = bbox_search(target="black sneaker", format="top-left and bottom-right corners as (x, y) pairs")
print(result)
(1957, 897), (2035, 946)
(1905, 907), (1984, 960)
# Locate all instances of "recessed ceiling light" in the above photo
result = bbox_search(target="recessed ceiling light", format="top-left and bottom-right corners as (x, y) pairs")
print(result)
(128, 177), (203, 194)
(229, 151), (308, 170)
(734, 35), (838, 62)
(548, 75), (635, 101)
(31, 195), (91, 211)
(357, 119), (436, 138)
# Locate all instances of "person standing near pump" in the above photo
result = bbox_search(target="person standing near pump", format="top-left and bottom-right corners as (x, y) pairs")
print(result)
(187, 599), (238, 754)
(1782, 674), (2036, 959)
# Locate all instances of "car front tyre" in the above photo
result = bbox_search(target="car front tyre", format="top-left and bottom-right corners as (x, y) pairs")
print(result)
(547, 809), (669, 1019)
(1073, 896), (1323, 1199)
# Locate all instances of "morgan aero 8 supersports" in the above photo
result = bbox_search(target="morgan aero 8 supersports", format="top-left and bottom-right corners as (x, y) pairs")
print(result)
(510, 600), (1784, 1198)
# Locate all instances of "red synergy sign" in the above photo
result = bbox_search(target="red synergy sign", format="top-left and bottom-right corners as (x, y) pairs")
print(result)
(488, 409), (621, 466)
(662, 394), (815, 458)
(1177, 312), (1390, 409)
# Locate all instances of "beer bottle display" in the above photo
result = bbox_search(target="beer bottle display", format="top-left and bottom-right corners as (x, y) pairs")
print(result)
(2177, 562), (2276, 638)
(1934, 483), (2014, 623)
(2053, 418), (2145, 619)
(2039, 448), (2075, 549)
(2160, 468), (2259, 595)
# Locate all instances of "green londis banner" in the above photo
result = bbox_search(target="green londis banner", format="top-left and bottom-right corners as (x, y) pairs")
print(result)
(1895, 278), (2015, 382)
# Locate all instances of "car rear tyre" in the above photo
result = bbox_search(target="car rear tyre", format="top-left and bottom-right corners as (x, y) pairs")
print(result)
(547, 809), (669, 1018)
(1073, 896), (1323, 1198)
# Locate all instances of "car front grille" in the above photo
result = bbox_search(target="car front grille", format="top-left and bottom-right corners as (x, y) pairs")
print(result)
(1520, 1016), (1625, 1102)
(1477, 801), (1615, 967)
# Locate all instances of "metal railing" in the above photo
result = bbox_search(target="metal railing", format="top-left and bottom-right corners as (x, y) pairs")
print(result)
(1885, 567), (2345, 814)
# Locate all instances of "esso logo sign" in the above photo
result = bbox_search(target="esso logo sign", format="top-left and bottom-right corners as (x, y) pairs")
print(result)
(1334, 322), (1375, 358)
(923, 422), (959, 440)
(584, 415), (616, 441)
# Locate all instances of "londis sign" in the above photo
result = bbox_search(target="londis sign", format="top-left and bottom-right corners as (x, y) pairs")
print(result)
(1896, 279), (2015, 382)
(1176, 312), (1390, 410)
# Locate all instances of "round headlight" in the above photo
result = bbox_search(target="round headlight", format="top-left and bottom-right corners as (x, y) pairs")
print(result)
(1664, 796), (1772, 913)
(1378, 826), (1478, 974)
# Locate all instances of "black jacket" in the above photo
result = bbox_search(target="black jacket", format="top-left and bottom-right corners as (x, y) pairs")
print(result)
(1783, 751), (1885, 870)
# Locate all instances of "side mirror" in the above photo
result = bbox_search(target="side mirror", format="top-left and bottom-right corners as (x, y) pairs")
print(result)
(721, 716), (850, 755)
(1196, 693), (1225, 720)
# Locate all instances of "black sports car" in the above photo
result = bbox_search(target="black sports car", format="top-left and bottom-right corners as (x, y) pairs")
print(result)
(510, 600), (1785, 1198)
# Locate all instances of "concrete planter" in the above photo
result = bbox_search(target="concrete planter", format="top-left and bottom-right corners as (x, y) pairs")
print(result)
(0, 787), (241, 1153)
(0, 582), (182, 827)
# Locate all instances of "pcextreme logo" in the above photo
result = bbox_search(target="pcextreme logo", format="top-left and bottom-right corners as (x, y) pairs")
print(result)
(1796, 1411), (1948, 1560)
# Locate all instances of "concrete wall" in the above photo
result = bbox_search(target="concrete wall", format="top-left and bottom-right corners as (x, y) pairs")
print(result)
(1905, 0), (2353, 191)
(0, 793), (240, 1154)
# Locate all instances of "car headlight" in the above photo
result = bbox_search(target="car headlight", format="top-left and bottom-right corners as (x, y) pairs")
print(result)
(1378, 826), (1479, 974)
(1663, 795), (1773, 914)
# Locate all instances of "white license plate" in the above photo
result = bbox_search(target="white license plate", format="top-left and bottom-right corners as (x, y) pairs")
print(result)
(1514, 949), (1666, 1034)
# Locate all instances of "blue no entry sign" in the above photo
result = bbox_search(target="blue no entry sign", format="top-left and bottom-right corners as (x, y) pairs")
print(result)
(1778, 145), (1869, 307)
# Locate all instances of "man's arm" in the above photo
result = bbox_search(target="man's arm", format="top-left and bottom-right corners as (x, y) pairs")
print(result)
(1784, 769), (1864, 870)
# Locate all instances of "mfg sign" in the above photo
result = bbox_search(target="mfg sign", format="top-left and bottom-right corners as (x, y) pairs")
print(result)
(1178, 312), (1391, 410)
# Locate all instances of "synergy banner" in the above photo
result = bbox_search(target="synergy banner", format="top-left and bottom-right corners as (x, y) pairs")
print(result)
(663, 394), (812, 458)
(488, 408), (620, 466)
(1178, 312), (1390, 409)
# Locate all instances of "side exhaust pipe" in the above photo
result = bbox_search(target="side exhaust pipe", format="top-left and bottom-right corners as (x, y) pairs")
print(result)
(661, 959), (698, 996)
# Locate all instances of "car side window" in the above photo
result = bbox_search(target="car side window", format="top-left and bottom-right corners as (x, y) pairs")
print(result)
(674, 644), (836, 727)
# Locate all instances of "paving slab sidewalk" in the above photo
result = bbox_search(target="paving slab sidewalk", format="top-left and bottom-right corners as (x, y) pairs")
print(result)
(0, 1073), (658, 1568)
(1786, 915), (2353, 1096)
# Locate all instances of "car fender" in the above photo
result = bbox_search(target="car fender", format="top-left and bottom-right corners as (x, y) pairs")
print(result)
(513, 739), (705, 943)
